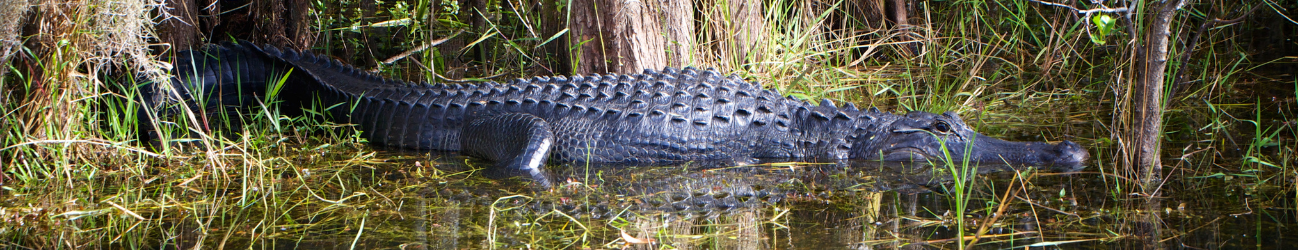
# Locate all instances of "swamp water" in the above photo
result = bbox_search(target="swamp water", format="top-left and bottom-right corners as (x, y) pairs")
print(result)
(2, 76), (1293, 249)
(3, 91), (1294, 249)
(145, 147), (1294, 249)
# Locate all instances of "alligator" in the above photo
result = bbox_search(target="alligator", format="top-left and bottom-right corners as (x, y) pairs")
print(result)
(143, 41), (1089, 187)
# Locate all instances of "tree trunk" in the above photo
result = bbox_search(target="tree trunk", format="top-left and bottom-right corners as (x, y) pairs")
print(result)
(887, 0), (907, 27)
(845, 0), (887, 30)
(661, 0), (695, 68)
(570, 0), (687, 74)
(202, 0), (313, 50)
(705, 0), (766, 70)
(570, 0), (616, 74)
(157, 0), (199, 51)
(532, 0), (571, 75)
(250, 0), (313, 50)
(436, 0), (486, 79)
(0, 0), (30, 79)
(1135, 0), (1187, 188)
(612, 0), (666, 73)
(887, 0), (918, 56)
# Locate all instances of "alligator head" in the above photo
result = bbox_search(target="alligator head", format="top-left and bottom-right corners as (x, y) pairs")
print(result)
(850, 111), (1088, 169)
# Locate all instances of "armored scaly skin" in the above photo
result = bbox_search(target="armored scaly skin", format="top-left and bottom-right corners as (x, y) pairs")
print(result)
(148, 42), (1089, 188)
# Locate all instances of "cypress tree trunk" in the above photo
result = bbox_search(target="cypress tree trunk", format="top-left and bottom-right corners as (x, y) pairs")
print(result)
(157, 0), (199, 50)
(661, 0), (695, 68)
(611, 0), (666, 73)
(705, 0), (766, 70)
(570, 0), (690, 74)
(1136, 0), (1188, 188)
(569, 0), (615, 74)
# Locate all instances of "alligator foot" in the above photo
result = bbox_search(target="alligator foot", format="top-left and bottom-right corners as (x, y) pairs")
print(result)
(462, 113), (556, 188)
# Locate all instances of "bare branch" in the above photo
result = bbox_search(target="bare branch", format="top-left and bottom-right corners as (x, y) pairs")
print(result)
(1030, 0), (1129, 15)
(380, 30), (464, 65)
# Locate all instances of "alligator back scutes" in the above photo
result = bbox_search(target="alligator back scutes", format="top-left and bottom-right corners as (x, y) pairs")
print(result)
(241, 42), (872, 162)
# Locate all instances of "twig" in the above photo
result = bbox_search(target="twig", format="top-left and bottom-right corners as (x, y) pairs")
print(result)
(350, 210), (368, 249)
(1029, 0), (1130, 15)
(379, 30), (464, 65)
(1229, 198), (1253, 217)
(198, 2), (252, 18)
(1159, 216), (1224, 243)
(105, 201), (147, 220)
(1176, 145), (1215, 161)
(923, 231), (1041, 244)
(965, 170), (1029, 248)
(1016, 195), (1080, 217)
(404, 56), (510, 83)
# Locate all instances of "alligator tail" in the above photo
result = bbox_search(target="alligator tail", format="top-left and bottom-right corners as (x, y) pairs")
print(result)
(139, 41), (306, 146)
(143, 41), (431, 149)
(248, 43), (467, 151)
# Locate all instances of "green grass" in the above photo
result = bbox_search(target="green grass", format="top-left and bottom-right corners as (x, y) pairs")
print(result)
(934, 134), (977, 250)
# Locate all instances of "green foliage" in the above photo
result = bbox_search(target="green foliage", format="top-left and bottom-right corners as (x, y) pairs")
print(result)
(1090, 14), (1116, 44)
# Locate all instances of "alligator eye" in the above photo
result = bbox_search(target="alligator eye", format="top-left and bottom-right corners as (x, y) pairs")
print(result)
(933, 121), (951, 133)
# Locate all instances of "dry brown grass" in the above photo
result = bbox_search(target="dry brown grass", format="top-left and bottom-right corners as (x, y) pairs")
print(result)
(2, 0), (172, 166)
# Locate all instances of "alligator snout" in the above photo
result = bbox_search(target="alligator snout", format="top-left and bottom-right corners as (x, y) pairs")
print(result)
(1051, 140), (1089, 168)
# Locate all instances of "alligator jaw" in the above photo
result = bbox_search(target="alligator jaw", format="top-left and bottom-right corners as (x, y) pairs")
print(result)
(849, 111), (1088, 168)
(963, 134), (1090, 169)
(878, 148), (936, 162)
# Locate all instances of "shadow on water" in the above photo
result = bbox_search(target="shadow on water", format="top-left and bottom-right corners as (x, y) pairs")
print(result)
(191, 147), (1295, 249)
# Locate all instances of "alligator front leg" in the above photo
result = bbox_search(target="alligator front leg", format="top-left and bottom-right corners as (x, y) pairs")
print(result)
(461, 113), (557, 188)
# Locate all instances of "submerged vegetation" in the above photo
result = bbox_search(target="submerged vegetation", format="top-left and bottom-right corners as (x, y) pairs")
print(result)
(1, 0), (1295, 248)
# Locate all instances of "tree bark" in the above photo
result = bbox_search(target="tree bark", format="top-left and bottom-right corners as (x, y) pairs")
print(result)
(660, 0), (695, 68)
(569, 0), (613, 74)
(0, 0), (29, 79)
(436, 0), (486, 79)
(612, 0), (666, 73)
(887, 0), (907, 27)
(532, 0), (571, 75)
(250, 0), (313, 50)
(570, 0), (688, 74)
(887, 0), (918, 56)
(157, 0), (199, 51)
(1135, 0), (1187, 187)
(706, 0), (766, 69)
(207, 0), (312, 50)
(845, 0), (887, 30)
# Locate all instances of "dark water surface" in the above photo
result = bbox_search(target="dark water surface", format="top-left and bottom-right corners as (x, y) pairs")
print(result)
(235, 148), (1296, 249)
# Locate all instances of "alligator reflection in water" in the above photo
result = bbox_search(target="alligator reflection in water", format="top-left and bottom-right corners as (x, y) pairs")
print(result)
(187, 147), (1293, 249)
(532, 161), (1035, 214)
(407, 158), (1079, 248)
